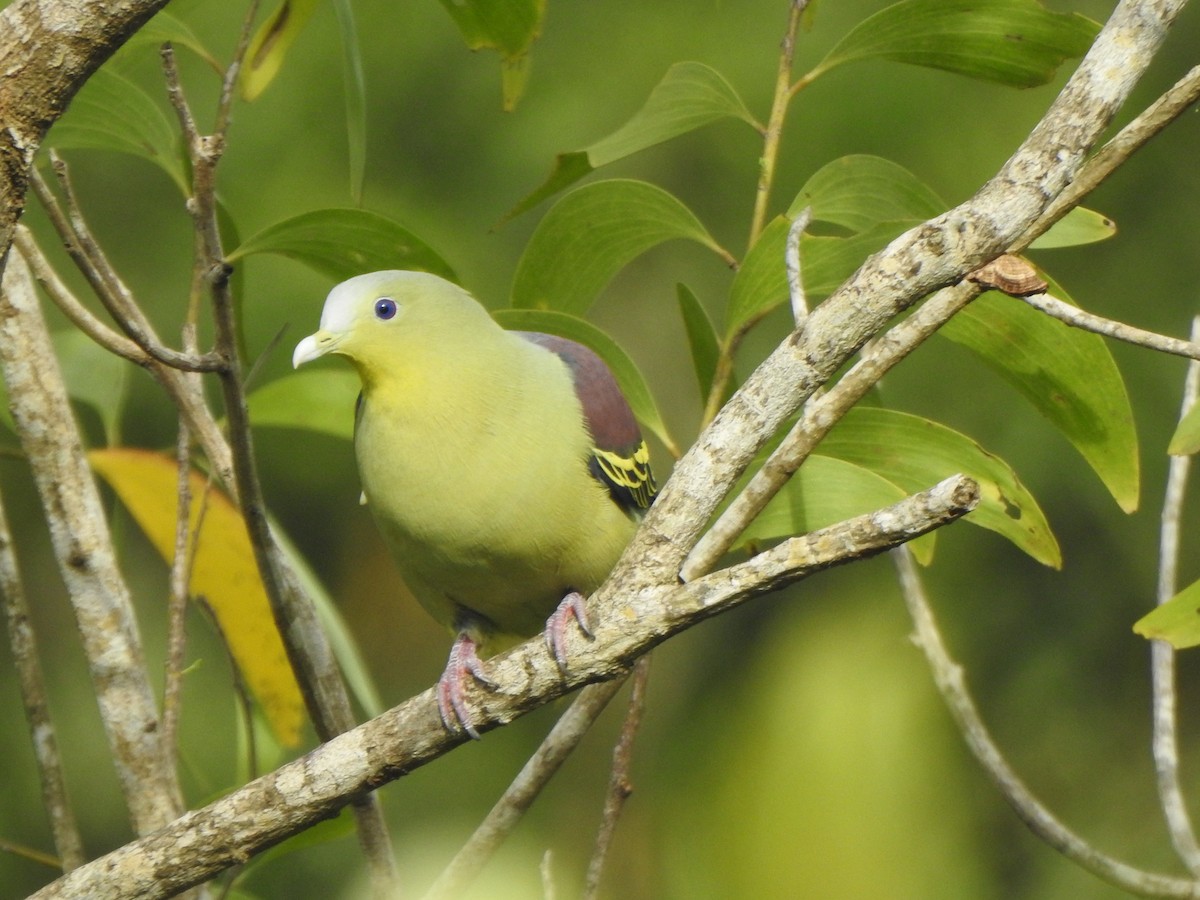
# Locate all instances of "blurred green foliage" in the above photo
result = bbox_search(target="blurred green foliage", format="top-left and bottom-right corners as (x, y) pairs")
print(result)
(4, 0), (1200, 897)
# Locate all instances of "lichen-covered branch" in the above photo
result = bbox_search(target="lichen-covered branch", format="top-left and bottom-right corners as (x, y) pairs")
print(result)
(30, 475), (978, 900)
(624, 0), (1188, 596)
(0, 251), (183, 835)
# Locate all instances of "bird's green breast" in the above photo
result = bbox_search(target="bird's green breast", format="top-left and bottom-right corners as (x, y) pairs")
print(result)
(353, 334), (637, 644)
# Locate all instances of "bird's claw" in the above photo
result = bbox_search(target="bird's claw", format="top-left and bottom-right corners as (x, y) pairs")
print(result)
(544, 590), (595, 674)
(437, 633), (496, 740)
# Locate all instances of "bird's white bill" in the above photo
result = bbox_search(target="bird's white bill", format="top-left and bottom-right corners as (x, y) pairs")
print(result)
(292, 330), (338, 368)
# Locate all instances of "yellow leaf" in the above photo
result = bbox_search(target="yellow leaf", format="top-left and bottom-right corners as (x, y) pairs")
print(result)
(90, 448), (306, 746)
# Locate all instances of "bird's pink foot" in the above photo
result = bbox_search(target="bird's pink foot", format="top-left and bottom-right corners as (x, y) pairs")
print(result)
(437, 632), (496, 740)
(545, 590), (595, 673)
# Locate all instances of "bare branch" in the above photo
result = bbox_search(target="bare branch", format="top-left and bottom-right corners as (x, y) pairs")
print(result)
(682, 281), (981, 580)
(13, 225), (236, 490)
(1151, 316), (1200, 874)
(625, 0), (1190, 599)
(1020, 291), (1200, 360)
(162, 37), (398, 894)
(14, 226), (151, 366)
(1018, 63), (1200, 249)
(583, 655), (651, 900)
(0, 471), (84, 872)
(31, 476), (978, 900)
(32, 162), (227, 374)
(893, 547), (1200, 898)
(0, 250), (183, 835)
(786, 206), (812, 326)
(425, 679), (627, 899)
(162, 420), (202, 758)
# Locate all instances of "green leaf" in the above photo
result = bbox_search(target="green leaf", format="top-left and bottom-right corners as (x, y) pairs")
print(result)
(438, 0), (546, 110)
(734, 454), (936, 565)
(492, 308), (678, 457)
(810, 0), (1098, 88)
(1169, 400), (1200, 456)
(510, 179), (725, 315)
(48, 68), (188, 194)
(240, 0), (321, 101)
(227, 209), (457, 283)
(589, 62), (759, 165)
(1134, 579), (1200, 648)
(503, 152), (594, 225)
(722, 155), (946, 337)
(55, 329), (131, 446)
(1029, 206), (1116, 250)
(504, 62), (759, 222)
(247, 369), (361, 442)
(940, 275), (1139, 512)
(724, 216), (913, 338)
(821, 406), (1060, 567)
(676, 284), (723, 405)
(333, 0), (368, 205)
(790, 155), (944, 233)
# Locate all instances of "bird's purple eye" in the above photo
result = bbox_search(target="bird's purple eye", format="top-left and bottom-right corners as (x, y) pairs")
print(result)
(374, 297), (397, 320)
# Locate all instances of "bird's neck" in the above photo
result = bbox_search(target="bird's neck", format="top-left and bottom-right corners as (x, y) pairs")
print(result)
(358, 329), (532, 444)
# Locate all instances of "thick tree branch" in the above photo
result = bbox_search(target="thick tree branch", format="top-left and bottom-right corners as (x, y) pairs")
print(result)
(0, 0), (172, 274)
(685, 47), (1200, 579)
(30, 475), (978, 900)
(0, 250), (183, 835)
(625, 0), (1187, 599)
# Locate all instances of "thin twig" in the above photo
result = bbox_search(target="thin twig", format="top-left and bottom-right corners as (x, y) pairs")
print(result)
(748, 0), (809, 245)
(539, 850), (556, 900)
(14, 226), (150, 365)
(161, 34), (398, 895)
(0, 247), (183, 836)
(893, 547), (1200, 898)
(1020, 292), (1200, 361)
(1016, 63), (1200, 251)
(424, 679), (627, 899)
(786, 207), (812, 327)
(0, 838), (64, 870)
(701, 0), (808, 427)
(31, 162), (225, 374)
(582, 655), (651, 900)
(1151, 316), (1200, 874)
(162, 420), (194, 758)
(0, 473), (85, 871)
(13, 226), (235, 491)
